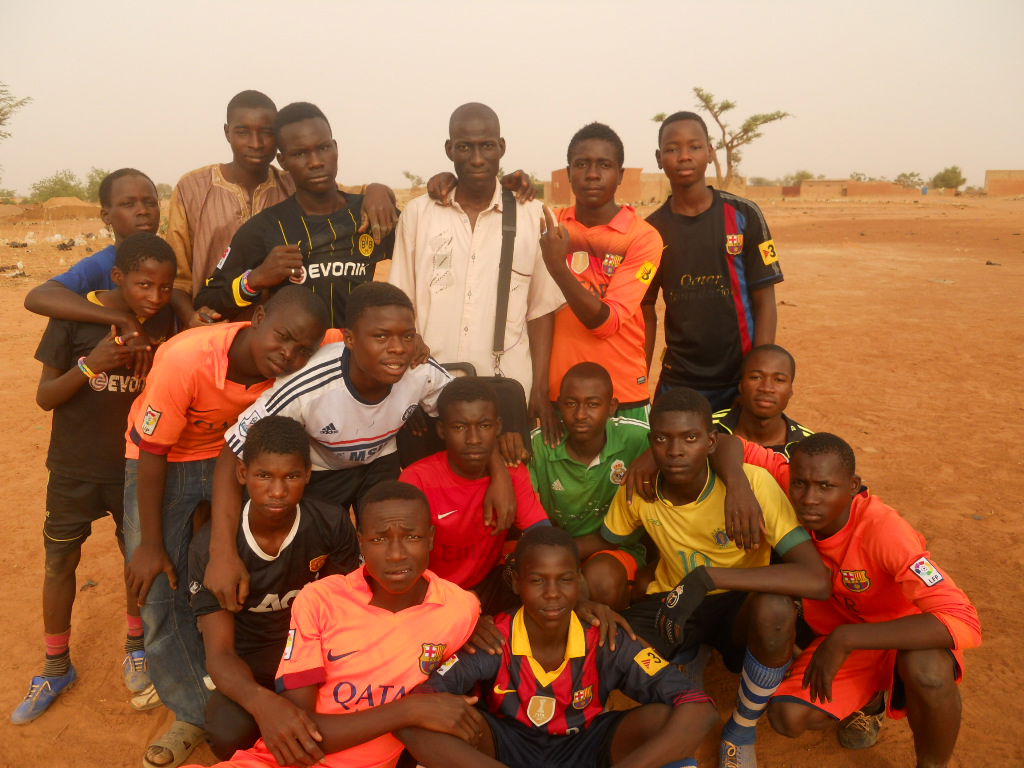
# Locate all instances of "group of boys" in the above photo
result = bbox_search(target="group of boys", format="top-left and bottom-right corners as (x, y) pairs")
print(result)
(15, 88), (979, 768)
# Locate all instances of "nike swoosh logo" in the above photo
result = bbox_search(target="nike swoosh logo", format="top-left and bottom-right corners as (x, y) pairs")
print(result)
(327, 650), (357, 662)
(438, 510), (458, 519)
(493, 684), (516, 695)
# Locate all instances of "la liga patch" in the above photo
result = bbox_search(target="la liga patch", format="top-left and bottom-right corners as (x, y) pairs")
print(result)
(283, 629), (295, 660)
(141, 405), (162, 436)
(909, 557), (944, 587)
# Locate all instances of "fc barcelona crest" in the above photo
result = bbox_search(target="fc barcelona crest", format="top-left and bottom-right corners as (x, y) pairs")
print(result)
(308, 554), (327, 573)
(527, 695), (556, 726)
(418, 642), (447, 675)
(572, 686), (593, 710)
(841, 569), (871, 592)
(602, 252), (623, 276)
(726, 233), (743, 255)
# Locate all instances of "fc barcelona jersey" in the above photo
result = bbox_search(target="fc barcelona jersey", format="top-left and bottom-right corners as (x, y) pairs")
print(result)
(419, 609), (709, 737)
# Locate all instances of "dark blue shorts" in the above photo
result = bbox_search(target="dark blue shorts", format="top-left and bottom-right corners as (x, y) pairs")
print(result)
(481, 709), (627, 768)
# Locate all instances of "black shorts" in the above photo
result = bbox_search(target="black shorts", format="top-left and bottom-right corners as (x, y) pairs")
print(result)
(623, 590), (749, 672)
(44, 472), (125, 555)
(305, 453), (401, 511)
(482, 709), (626, 768)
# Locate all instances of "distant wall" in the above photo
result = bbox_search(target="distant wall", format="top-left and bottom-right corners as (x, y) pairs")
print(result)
(548, 168), (660, 207)
(745, 185), (784, 201)
(799, 180), (847, 199)
(986, 170), (1024, 196)
(11, 203), (101, 222)
(550, 168), (572, 206)
(846, 181), (918, 198)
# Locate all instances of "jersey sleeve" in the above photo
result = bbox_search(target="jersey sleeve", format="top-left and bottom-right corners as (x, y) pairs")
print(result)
(187, 524), (223, 618)
(417, 360), (454, 418)
(274, 585), (327, 692)
(601, 486), (642, 543)
(415, 647), (502, 695)
(600, 630), (713, 707)
(223, 374), (306, 456)
(52, 250), (115, 294)
(511, 464), (550, 529)
(128, 344), (200, 455)
(193, 218), (269, 317)
(747, 466), (808, 556)
(740, 201), (784, 291)
(590, 225), (664, 340)
(165, 183), (195, 296)
(34, 319), (74, 371)
(871, 519), (982, 650)
(740, 438), (791, 492)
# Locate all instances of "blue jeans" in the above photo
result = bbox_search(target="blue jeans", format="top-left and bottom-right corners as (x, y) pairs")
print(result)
(123, 457), (216, 727)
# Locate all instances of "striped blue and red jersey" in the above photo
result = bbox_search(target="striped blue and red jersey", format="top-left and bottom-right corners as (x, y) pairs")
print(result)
(418, 609), (710, 738)
(643, 188), (783, 389)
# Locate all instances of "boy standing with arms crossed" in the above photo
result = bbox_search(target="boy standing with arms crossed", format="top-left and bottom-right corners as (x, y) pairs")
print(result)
(13, 233), (178, 724)
(642, 112), (783, 411)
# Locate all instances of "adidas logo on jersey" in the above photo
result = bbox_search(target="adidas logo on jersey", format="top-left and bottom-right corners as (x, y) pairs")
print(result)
(320, 423), (338, 435)
(551, 479), (565, 492)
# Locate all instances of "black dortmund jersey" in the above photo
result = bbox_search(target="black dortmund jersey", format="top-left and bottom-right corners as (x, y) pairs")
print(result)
(196, 193), (394, 328)
(189, 496), (360, 658)
(35, 307), (176, 484)
(644, 189), (784, 389)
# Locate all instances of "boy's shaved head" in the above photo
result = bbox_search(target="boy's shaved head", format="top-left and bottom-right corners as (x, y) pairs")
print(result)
(561, 362), (613, 399)
(515, 524), (579, 570)
(115, 232), (175, 273)
(356, 480), (430, 530)
(567, 122), (624, 167)
(650, 386), (713, 431)
(449, 102), (500, 137)
(344, 281), (414, 328)
(791, 433), (856, 477)
(743, 343), (796, 379)
(436, 376), (498, 422)
(242, 415), (311, 467)
(263, 284), (330, 328)
(227, 90), (276, 121)
(273, 101), (330, 147)
(658, 110), (710, 145)
(99, 168), (156, 208)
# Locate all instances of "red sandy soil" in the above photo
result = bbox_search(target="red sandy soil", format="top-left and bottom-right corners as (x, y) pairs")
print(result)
(0, 196), (1021, 766)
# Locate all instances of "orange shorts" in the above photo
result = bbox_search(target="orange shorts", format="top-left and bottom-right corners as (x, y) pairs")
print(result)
(584, 549), (639, 582)
(773, 636), (964, 721)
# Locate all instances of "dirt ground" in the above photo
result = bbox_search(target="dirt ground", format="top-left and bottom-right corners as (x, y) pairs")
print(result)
(0, 196), (1021, 767)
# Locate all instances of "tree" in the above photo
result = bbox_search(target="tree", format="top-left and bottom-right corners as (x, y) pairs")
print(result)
(930, 166), (965, 189)
(28, 169), (86, 203)
(782, 170), (816, 187)
(402, 171), (425, 189)
(651, 112), (667, 123)
(156, 182), (173, 199)
(0, 82), (32, 142)
(693, 88), (790, 186)
(894, 172), (923, 189)
(83, 167), (109, 202)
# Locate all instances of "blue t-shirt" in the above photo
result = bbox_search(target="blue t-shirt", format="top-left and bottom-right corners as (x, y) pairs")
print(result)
(53, 244), (116, 294)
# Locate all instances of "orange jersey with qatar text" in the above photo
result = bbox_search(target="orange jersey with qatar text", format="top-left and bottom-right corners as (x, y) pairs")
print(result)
(272, 567), (480, 768)
(549, 206), (663, 406)
(805, 494), (981, 652)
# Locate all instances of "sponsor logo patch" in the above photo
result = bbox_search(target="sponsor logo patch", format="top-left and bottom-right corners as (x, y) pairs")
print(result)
(320, 423), (338, 435)
(572, 685), (593, 710)
(288, 265), (307, 284)
(633, 647), (668, 676)
(758, 239), (779, 266)
(526, 695), (556, 726)
(283, 629), (295, 660)
(635, 261), (656, 285)
(551, 479), (565, 492)
(358, 233), (375, 258)
(909, 557), (944, 587)
(570, 251), (589, 274)
(141, 405), (162, 436)
(89, 372), (109, 392)
(309, 554), (327, 573)
(188, 580), (202, 595)
(726, 233), (743, 256)
(841, 569), (872, 592)
(609, 459), (627, 485)
(436, 654), (460, 676)
(418, 643), (447, 675)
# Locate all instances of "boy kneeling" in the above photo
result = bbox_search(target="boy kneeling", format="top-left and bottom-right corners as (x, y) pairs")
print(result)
(398, 526), (718, 768)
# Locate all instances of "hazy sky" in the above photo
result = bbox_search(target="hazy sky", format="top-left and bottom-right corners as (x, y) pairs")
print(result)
(2, 0), (1021, 194)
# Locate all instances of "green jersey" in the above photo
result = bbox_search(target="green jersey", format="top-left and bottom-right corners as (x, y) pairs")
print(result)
(530, 417), (650, 563)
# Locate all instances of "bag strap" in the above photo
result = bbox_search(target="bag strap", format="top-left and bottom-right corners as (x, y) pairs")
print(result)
(492, 186), (517, 370)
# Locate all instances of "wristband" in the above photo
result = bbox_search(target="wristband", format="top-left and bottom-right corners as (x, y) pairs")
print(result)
(78, 357), (98, 379)
(240, 269), (260, 299)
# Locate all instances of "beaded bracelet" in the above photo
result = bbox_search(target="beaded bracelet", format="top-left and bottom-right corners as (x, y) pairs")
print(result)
(240, 269), (260, 299)
(78, 357), (98, 379)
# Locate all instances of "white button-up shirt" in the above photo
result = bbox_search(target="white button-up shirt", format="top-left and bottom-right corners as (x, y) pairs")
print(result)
(390, 184), (565, 394)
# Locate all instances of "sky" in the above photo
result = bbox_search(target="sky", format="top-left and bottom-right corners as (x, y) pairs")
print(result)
(2, 0), (1022, 195)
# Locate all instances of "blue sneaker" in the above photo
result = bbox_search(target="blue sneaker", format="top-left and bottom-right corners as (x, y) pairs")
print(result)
(122, 650), (151, 693)
(11, 665), (77, 725)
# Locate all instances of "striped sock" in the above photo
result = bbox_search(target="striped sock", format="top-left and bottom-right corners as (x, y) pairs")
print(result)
(44, 630), (71, 658)
(125, 614), (145, 653)
(721, 649), (791, 746)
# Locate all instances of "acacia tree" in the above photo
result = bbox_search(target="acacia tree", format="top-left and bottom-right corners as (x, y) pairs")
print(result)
(693, 88), (790, 187)
(0, 82), (32, 142)
(402, 171), (425, 189)
(930, 166), (965, 189)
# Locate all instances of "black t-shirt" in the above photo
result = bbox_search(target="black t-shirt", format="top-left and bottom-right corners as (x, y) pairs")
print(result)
(188, 496), (360, 658)
(712, 405), (814, 459)
(34, 306), (177, 484)
(195, 194), (394, 328)
(643, 189), (784, 389)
